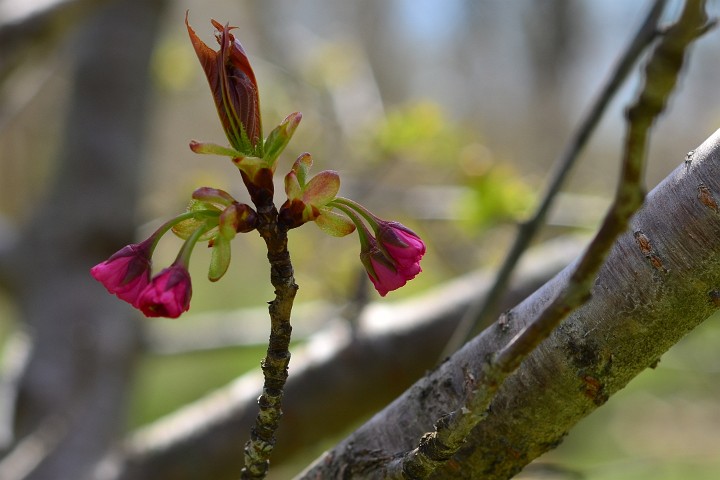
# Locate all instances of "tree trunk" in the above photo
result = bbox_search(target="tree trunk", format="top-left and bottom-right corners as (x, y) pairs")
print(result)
(0, 0), (166, 478)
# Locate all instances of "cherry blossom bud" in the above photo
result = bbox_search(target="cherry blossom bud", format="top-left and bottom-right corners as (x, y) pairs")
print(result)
(136, 264), (192, 318)
(360, 240), (419, 297)
(375, 221), (426, 269)
(90, 239), (153, 307)
(330, 197), (426, 296)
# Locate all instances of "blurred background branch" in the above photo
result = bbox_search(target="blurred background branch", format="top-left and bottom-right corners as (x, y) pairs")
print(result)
(0, 0), (109, 84)
(0, 0), (166, 479)
(442, 0), (667, 356)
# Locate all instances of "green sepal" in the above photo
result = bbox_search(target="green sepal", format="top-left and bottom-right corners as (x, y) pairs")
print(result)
(189, 140), (244, 158)
(208, 235), (231, 282)
(315, 208), (356, 237)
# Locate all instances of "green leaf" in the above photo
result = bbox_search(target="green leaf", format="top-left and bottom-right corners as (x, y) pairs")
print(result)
(263, 112), (302, 169)
(172, 218), (217, 241)
(232, 155), (269, 178)
(192, 187), (237, 209)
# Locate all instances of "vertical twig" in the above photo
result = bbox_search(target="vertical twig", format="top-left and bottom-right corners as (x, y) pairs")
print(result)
(391, 1), (713, 477)
(241, 200), (299, 479)
(441, 0), (667, 358)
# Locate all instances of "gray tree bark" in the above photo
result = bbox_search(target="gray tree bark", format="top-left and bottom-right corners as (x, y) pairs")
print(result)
(0, 0), (166, 478)
(298, 128), (720, 478)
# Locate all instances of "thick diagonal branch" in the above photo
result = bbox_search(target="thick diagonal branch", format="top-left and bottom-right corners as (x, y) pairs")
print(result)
(299, 2), (716, 478)
(390, 2), (713, 478)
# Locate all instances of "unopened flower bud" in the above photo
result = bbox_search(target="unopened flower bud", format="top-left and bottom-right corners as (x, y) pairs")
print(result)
(137, 264), (192, 318)
(186, 13), (262, 157)
(90, 239), (153, 307)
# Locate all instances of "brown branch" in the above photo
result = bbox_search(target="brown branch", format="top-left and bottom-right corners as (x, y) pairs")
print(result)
(494, 0), (713, 371)
(241, 197), (299, 478)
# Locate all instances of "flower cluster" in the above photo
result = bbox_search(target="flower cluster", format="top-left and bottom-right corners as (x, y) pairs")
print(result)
(91, 191), (256, 318)
(91, 15), (425, 318)
(278, 166), (425, 296)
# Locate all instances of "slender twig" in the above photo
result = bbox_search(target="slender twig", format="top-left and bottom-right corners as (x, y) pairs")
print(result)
(393, 1), (713, 477)
(440, 0), (668, 359)
(240, 199), (299, 479)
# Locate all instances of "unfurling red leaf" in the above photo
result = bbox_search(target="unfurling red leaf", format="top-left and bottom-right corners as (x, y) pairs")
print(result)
(186, 14), (262, 156)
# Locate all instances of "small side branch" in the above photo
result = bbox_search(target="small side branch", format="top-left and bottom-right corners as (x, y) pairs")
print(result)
(241, 203), (299, 479)
(391, 1), (714, 478)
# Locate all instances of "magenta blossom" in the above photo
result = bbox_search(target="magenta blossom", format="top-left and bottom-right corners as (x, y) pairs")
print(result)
(329, 198), (426, 296)
(361, 236), (423, 297)
(136, 264), (192, 318)
(375, 221), (426, 269)
(90, 240), (152, 307)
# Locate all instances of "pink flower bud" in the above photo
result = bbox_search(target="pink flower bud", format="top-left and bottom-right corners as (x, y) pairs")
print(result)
(136, 264), (192, 318)
(360, 234), (423, 297)
(90, 241), (153, 307)
(376, 221), (426, 268)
